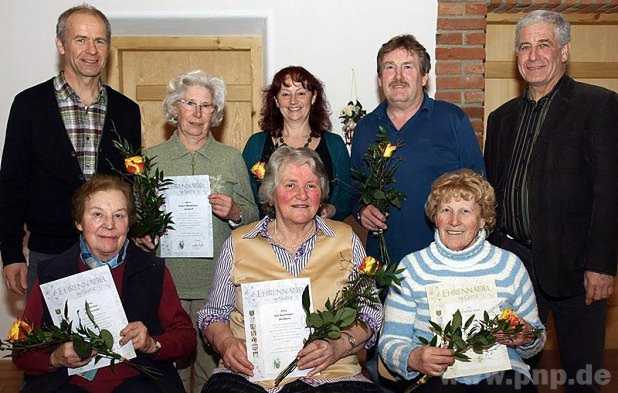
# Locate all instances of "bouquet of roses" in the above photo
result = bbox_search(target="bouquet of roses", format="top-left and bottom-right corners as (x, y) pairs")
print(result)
(273, 255), (401, 386)
(339, 100), (367, 146)
(352, 126), (405, 275)
(111, 134), (174, 240)
(405, 309), (543, 392)
(0, 301), (161, 379)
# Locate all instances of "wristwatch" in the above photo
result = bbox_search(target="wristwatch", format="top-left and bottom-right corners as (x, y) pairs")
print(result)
(341, 331), (357, 348)
(355, 207), (364, 224)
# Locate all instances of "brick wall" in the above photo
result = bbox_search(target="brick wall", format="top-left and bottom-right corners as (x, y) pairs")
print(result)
(436, 1), (487, 143)
(435, 0), (618, 146)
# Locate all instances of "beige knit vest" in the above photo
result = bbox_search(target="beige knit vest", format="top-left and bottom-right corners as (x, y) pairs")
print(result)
(228, 219), (361, 388)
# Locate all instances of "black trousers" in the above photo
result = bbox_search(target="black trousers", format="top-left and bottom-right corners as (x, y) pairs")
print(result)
(201, 372), (382, 393)
(497, 236), (608, 393)
(45, 375), (172, 393)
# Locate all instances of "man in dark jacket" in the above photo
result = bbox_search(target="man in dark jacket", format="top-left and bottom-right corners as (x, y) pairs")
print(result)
(485, 10), (617, 393)
(1, 4), (141, 295)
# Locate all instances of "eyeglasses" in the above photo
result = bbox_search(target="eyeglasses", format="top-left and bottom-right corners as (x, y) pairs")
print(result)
(178, 99), (215, 113)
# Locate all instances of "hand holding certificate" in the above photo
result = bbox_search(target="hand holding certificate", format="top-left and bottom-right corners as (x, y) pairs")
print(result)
(160, 175), (214, 258)
(425, 278), (512, 379)
(241, 278), (312, 382)
(2, 267), (162, 380)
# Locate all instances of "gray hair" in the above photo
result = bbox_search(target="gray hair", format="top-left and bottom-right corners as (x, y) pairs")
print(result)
(57, 3), (111, 44)
(163, 70), (226, 127)
(258, 146), (329, 217)
(515, 10), (571, 50)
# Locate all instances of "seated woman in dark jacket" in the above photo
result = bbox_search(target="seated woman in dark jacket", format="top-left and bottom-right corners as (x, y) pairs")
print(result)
(14, 175), (196, 393)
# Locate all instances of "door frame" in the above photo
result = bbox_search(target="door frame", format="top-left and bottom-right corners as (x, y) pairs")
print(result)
(106, 36), (264, 133)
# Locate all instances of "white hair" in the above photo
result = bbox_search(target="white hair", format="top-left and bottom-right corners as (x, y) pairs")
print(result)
(163, 70), (225, 127)
(515, 10), (571, 50)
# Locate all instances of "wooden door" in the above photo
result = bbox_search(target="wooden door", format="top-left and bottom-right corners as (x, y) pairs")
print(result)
(107, 36), (263, 150)
(484, 12), (618, 349)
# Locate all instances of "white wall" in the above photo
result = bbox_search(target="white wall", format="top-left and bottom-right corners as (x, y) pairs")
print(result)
(0, 0), (437, 337)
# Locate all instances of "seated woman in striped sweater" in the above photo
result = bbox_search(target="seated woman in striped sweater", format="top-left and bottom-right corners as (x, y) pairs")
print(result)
(378, 169), (545, 392)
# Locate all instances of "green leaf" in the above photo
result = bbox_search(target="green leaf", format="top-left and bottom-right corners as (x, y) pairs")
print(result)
(417, 336), (429, 345)
(327, 325), (341, 339)
(452, 310), (462, 330)
(444, 321), (452, 335)
(453, 335), (466, 350)
(72, 336), (92, 360)
(302, 286), (311, 315)
(372, 190), (386, 200)
(321, 310), (335, 324)
(454, 352), (471, 362)
(484, 311), (490, 324)
(85, 301), (99, 331)
(464, 315), (475, 330)
(429, 335), (438, 347)
(338, 307), (357, 328)
(428, 320), (442, 334)
(64, 301), (69, 320)
(307, 313), (323, 328)
(100, 329), (114, 350)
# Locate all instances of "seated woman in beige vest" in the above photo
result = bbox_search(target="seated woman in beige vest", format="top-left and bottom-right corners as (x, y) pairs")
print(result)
(196, 146), (383, 393)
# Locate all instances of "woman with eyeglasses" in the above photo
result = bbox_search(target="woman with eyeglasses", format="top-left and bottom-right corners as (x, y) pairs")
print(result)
(138, 70), (258, 393)
(242, 66), (352, 220)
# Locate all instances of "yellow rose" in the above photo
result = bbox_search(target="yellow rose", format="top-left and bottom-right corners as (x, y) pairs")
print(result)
(359, 256), (380, 276)
(499, 308), (521, 328)
(125, 156), (145, 175)
(499, 309), (513, 320)
(251, 161), (266, 180)
(383, 144), (397, 158)
(7, 319), (32, 342)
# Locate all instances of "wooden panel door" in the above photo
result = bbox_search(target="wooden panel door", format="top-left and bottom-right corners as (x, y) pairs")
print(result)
(107, 36), (263, 150)
(484, 12), (618, 349)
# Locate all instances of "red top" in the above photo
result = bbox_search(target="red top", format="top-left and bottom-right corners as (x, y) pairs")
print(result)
(14, 260), (196, 393)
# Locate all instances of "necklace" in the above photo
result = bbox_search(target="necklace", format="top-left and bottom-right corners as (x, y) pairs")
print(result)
(277, 133), (312, 149)
(271, 219), (316, 251)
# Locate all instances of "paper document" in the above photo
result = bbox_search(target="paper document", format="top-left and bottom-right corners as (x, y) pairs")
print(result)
(160, 175), (213, 258)
(40, 265), (136, 375)
(425, 277), (512, 379)
(241, 278), (312, 382)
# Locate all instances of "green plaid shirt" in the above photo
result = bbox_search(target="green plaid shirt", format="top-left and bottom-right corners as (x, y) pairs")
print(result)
(54, 73), (107, 179)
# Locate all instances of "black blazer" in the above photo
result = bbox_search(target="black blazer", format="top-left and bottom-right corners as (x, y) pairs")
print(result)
(0, 78), (141, 264)
(485, 76), (618, 298)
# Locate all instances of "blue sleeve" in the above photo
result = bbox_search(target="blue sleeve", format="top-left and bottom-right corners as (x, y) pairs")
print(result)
(454, 110), (485, 176)
(325, 133), (352, 220)
(378, 258), (421, 380)
(241, 132), (266, 208)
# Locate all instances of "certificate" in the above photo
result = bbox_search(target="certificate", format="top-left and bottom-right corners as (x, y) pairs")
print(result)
(160, 175), (213, 258)
(425, 277), (511, 379)
(241, 278), (312, 382)
(40, 266), (136, 376)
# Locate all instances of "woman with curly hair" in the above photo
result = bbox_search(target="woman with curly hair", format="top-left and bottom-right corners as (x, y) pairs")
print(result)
(242, 66), (351, 220)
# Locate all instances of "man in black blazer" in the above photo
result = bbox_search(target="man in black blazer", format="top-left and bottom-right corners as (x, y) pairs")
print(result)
(485, 10), (617, 393)
(0, 4), (141, 295)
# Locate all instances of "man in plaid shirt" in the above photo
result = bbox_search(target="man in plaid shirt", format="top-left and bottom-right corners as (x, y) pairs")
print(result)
(1, 4), (141, 295)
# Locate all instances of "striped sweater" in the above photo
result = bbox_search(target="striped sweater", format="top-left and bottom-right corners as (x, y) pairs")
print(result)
(378, 229), (545, 384)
